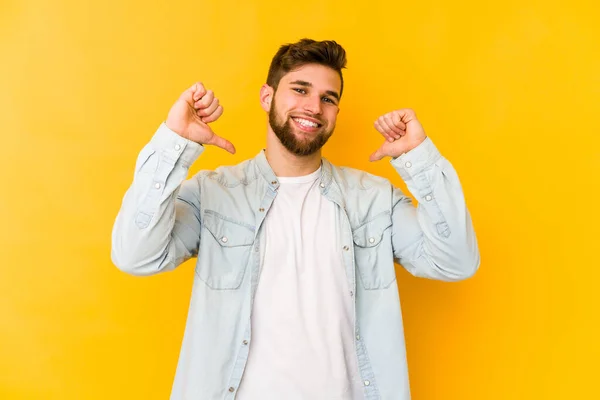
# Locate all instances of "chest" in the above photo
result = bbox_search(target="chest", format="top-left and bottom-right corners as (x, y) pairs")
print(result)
(264, 182), (337, 242)
(195, 174), (396, 292)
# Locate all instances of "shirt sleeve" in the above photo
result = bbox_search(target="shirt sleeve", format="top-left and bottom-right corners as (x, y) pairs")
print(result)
(389, 137), (480, 281)
(111, 123), (205, 276)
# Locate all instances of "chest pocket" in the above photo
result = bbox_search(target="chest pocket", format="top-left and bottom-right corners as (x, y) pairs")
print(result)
(352, 212), (396, 290)
(196, 211), (255, 290)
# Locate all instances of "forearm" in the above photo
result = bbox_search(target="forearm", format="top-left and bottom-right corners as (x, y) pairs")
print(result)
(391, 138), (480, 281)
(111, 123), (204, 276)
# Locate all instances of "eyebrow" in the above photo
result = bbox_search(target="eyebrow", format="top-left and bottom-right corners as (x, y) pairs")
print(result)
(289, 80), (340, 101)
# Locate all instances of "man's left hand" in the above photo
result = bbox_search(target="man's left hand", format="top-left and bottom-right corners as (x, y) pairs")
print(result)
(369, 109), (427, 161)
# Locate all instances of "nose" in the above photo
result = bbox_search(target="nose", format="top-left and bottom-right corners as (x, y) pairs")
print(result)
(303, 95), (322, 115)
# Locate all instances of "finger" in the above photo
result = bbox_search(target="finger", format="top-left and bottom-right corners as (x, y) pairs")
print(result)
(384, 113), (406, 139)
(207, 133), (236, 154)
(194, 90), (214, 110)
(384, 114), (405, 136)
(192, 83), (207, 102)
(182, 82), (206, 105)
(391, 112), (407, 131)
(395, 108), (417, 124)
(374, 120), (392, 142)
(201, 105), (224, 123)
(197, 97), (220, 117)
(376, 118), (396, 142)
(369, 146), (385, 162)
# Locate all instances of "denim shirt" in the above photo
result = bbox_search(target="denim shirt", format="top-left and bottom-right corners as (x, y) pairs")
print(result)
(111, 123), (480, 400)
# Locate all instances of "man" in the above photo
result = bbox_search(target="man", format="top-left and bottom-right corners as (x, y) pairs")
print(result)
(111, 38), (479, 400)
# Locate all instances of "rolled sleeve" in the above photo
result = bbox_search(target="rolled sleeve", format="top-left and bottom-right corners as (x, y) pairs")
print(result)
(391, 137), (441, 182)
(111, 123), (205, 275)
(389, 137), (480, 281)
(150, 123), (204, 167)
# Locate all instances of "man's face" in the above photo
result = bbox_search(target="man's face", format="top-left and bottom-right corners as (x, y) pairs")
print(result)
(268, 63), (341, 156)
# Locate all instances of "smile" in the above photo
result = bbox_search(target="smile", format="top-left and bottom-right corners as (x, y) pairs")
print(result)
(291, 117), (322, 129)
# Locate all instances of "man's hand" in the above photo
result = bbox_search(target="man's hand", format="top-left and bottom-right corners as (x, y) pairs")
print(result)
(166, 82), (235, 154)
(369, 109), (426, 161)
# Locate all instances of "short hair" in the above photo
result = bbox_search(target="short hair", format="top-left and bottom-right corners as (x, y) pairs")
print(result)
(266, 38), (347, 97)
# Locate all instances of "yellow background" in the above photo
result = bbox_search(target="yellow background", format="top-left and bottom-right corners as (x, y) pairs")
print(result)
(1, 0), (599, 398)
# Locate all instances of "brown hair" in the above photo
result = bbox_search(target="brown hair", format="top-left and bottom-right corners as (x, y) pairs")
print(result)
(266, 38), (347, 97)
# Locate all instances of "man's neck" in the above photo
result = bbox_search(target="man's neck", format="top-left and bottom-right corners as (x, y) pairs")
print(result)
(264, 130), (322, 177)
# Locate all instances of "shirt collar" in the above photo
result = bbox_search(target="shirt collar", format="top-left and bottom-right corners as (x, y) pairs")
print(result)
(253, 150), (334, 192)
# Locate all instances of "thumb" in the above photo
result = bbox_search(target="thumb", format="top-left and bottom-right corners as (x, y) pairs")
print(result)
(369, 146), (385, 162)
(206, 133), (236, 154)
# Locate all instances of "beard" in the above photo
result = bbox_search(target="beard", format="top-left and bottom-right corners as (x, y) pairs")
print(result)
(268, 99), (334, 157)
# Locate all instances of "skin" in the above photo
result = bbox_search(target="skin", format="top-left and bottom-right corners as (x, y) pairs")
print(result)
(165, 63), (428, 175)
(259, 63), (341, 176)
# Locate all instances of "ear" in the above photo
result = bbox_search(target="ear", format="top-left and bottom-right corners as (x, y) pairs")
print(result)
(260, 84), (274, 112)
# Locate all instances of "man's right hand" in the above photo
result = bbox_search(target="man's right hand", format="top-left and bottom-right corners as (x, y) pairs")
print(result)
(166, 82), (235, 154)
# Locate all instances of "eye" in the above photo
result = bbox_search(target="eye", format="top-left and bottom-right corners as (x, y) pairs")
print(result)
(293, 88), (306, 94)
(322, 97), (335, 104)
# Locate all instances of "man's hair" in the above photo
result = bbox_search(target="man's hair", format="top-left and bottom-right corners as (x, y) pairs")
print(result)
(266, 38), (347, 97)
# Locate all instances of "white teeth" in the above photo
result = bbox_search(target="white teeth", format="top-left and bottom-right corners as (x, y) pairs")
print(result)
(294, 118), (318, 128)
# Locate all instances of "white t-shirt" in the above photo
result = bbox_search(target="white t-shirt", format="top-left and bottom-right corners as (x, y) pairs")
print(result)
(236, 167), (364, 399)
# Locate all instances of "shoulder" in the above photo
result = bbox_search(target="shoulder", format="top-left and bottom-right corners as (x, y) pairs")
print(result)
(330, 164), (392, 191)
(192, 157), (259, 188)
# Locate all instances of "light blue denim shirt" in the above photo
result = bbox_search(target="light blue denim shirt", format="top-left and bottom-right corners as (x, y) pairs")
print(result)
(111, 123), (480, 399)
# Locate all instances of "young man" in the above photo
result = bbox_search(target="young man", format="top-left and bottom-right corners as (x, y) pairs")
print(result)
(111, 39), (479, 400)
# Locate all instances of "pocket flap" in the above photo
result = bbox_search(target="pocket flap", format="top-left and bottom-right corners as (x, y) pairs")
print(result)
(352, 213), (393, 248)
(203, 211), (255, 247)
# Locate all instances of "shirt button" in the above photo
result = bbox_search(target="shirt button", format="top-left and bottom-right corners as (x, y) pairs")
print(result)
(174, 144), (181, 151)
(343, 245), (349, 251)
(228, 387), (235, 392)
(320, 182), (325, 188)
(271, 180), (277, 185)
(221, 237), (228, 243)
(154, 182), (161, 189)
(356, 334), (360, 340)
(368, 237), (375, 244)
(243, 340), (248, 345)
(405, 161), (412, 168)
(259, 208), (265, 212)
(364, 380), (370, 386)
(425, 195), (433, 201)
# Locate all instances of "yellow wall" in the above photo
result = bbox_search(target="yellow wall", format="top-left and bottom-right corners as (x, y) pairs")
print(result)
(1, 0), (599, 398)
